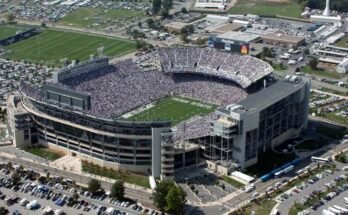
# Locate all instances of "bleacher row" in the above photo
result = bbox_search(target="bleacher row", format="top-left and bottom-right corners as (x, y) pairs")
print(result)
(157, 47), (273, 89)
(21, 59), (247, 125)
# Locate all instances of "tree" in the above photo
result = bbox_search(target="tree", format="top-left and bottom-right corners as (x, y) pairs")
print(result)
(160, 9), (169, 19)
(165, 186), (186, 215)
(73, 193), (80, 201)
(261, 47), (272, 59)
(0, 207), (8, 215)
(295, 67), (300, 73)
(88, 179), (101, 194)
(152, 0), (161, 14)
(146, 18), (155, 28)
(111, 180), (125, 200)
(181, 7), (188, 13)
(309, 57), (318, 69)
(6, 13), (15, 23)
(304, 48), (309, 55)
(11, 171), (21, 185)
(152, 180), (175, 210)
(162, 0), (173, 11)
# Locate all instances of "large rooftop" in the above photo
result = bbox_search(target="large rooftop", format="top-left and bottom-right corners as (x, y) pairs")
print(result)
(218, 31), (261, 43)
(236, 77), (307, 114)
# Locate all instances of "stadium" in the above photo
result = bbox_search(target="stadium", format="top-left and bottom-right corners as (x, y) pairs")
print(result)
(7, 47), (309, 180)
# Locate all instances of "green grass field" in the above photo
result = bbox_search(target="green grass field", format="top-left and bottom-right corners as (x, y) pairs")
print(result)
(58, 7), (146, 28)
(336, 35), (348, 48)
(23, 147), (64, 161)
(228, 0), (302, 17)
(128, 97), (217, 125)
(4, 29), (136, 65)
(82, 161), (150, 188)
(302, 66), (345, 79)
(0, 25), (29, 40)
(294, 139), (328, 151)
(221, 176), (245, 188)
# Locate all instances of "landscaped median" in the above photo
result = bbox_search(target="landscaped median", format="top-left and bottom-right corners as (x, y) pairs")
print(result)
(220, 175), (245, 189)
(81, 161), (151, 189)
(22, 146), (64, 161)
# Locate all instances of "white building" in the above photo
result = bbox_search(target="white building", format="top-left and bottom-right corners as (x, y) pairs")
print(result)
(337, 58), (348, 73)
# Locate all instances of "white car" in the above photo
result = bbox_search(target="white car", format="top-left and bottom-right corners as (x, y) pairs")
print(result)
(266, 187), (273, 192)
(245, 186), (254, 193)
(252, 192), (259, 198)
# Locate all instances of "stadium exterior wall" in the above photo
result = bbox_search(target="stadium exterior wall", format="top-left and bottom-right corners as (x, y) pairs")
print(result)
(210, 76), (310, 169)
(10, 95), (174, 175)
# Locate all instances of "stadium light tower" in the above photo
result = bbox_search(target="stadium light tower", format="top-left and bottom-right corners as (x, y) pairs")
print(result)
(323, 0), (330, 16)
(97, 46), (104, 57)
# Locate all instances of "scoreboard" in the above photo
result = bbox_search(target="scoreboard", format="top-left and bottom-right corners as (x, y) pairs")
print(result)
(208, 36), (249, 55)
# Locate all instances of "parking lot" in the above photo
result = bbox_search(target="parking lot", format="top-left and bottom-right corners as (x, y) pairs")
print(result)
(276, 162), (348, 214)
(0, 164), (150, 215)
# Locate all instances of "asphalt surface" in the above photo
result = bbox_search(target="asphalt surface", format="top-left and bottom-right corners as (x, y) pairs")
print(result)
(0, 173), (141, 215)
(0, 154), (153, 207)
(276, 141), (348, 214)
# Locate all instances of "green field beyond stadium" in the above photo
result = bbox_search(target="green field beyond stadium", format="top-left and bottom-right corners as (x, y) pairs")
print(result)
(0, 25), (29, 40)
(128, 97), (217, 125)
(4, 29), (136, 65)
(58, 7), (146, 28)
(228, 0), (302, 17)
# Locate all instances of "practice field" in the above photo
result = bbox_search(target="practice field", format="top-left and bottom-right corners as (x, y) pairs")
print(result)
(128, 97), (217, 125)
(5, 29), (136, 65)
(336, 35), (348, 48)
(0, 25), (29, 40)
(228, 0), (302, 17)
(58, 7), (146, 28)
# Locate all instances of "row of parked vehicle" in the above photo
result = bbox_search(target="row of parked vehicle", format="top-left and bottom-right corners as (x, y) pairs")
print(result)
(0, 171), (140, 215)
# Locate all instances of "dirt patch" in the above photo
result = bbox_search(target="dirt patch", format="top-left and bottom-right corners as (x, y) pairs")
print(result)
(46, 148), (66, 157)
(318, 62), (337, 71)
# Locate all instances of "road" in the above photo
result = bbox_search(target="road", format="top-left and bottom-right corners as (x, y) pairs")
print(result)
(223, 140), (348, 214)
(275, 140), (348, 214)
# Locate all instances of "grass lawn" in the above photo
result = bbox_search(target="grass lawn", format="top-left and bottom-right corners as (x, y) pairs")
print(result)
(335, 151), (348, 163)
(0, 25), (29, 40)
(23, 147), (64, 161)
(4, 29), (136, 66)
(320, 112), (348, 126)
(81, 161), (150, 189)
(317, 125), (347, 139)
(336, 35), (348, 48)
(128, 96), (217, 125)
(320, 87), (348, 96)
(228, 0), (302, 17)
(273, 63), (287, 71)
(58, 7), (146, 28)
(244, 150), (297, 177)
(302, 66), (345, 79)
(294, 139), (328, 151)
(221, 176), (245, 189)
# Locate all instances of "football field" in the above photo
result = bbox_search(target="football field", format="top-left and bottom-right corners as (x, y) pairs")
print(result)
(0, 25), (29, 40)
(129, 97), (217, 125)
(4, 29), (136, 65)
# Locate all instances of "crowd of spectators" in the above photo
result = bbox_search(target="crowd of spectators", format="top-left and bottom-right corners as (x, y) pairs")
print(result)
(157, 47), (273, 88)
(1, 59), (52, 106)
(21, 59), (247, 120)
